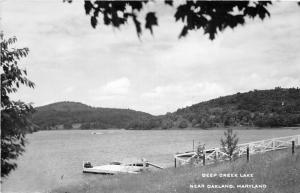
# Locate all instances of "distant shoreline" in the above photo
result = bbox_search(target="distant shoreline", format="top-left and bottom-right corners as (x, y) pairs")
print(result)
(35, 126), (300, 132)
(33, 89), (300, 131)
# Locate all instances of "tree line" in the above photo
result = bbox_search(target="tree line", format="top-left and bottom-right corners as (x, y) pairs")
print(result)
(126, 88), (300, 129)
(32, 88), (300, 130)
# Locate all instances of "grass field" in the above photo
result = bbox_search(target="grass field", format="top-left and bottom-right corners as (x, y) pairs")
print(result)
(53, 148), (300, 193)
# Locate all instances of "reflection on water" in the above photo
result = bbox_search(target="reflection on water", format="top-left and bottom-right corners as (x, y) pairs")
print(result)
(2, 129), (299, 193)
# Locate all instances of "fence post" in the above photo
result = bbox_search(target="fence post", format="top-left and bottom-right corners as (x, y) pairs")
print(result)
(174, 158), (177, 168)
(193, 140), (194, 152)
(215, 149), (218, 162)
(203, 153), (206, 166)
(292, 141), (295, 155)
(247, 146), (250, 162)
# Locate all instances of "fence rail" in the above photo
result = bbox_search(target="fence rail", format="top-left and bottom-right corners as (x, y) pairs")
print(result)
(174, 135), (300, 166)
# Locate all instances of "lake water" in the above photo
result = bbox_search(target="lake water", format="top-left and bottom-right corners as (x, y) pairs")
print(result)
(2, 129), (300, 193)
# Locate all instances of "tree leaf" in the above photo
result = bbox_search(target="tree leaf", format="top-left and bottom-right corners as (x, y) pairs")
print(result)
(91, 16), (97, 28)
(165, 0), (173, 6)
(145, 12), (158, 34)
(179, 26), (188, 38)
(84, 1), (94, 15)
(132, 15), (142, 37)
(103, 13), (111, 25)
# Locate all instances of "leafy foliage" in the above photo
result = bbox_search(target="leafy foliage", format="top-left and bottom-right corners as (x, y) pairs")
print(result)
(145, 12), (158, 35)
(175, 1), (271, 39)
(193, 142), (205, 164)
(178, 119), (188, 129)
(127, 88), (300, 130)
(174, 87), (300, 129)
(1, 33), (36, 178)
(65, 0), (274, 40)
(220, 129), (239, 161)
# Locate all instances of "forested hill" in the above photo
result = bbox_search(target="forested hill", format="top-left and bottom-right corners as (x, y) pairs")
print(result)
(33, 88), (300, 130)
(126, 87), (300, 129)
(32, 102), (153, 130)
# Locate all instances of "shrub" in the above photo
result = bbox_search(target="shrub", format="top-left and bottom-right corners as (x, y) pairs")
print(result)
(178, 120), (188, 128)
(220, 129), (239, 161)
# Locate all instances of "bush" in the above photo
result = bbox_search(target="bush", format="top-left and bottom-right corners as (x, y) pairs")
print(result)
(220, 129), (239, 161)
(178, 120), (188, 128)
(161, 119), (173, 129)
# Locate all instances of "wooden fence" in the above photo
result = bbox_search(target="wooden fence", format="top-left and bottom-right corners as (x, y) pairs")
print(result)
(174, 134), (300, 167)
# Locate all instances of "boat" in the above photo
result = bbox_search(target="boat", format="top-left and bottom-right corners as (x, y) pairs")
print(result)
(82, 158), (163, 175)
(83, 159), (148, 174)
(91, 132), (103, 135)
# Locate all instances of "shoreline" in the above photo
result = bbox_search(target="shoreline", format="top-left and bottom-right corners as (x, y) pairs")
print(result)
(52, 148), (300, 193)
(34, 126), (300, 132)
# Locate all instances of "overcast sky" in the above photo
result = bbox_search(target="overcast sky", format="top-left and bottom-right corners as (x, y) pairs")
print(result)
(1, 1), (300, 115)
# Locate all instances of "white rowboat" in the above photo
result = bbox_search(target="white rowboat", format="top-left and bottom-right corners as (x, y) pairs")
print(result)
(82, 159), (153, 175)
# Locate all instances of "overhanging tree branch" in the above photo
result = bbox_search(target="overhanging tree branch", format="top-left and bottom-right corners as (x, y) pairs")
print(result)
(65, 0), (275, 40)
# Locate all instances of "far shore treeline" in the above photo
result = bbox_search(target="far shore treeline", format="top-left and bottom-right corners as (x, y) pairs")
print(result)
(32, 87), (300, 130)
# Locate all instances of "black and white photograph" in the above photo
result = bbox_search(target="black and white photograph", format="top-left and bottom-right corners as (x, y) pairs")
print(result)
(1, 1), (300, 193)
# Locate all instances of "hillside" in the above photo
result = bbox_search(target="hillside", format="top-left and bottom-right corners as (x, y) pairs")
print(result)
(36, 101), (92, 112)
(32, 101), (153, 130)
(33, 88), (300, 130)
(126, 87), (300, 129)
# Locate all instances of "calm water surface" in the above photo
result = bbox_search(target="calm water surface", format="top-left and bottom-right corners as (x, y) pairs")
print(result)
(2, 129), (300, 193)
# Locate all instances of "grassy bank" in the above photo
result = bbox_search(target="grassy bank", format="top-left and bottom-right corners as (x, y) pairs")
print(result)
(53, 149), (300, 193)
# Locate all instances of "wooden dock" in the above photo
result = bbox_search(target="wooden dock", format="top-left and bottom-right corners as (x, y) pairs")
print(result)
(174, 134), (300, 167)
